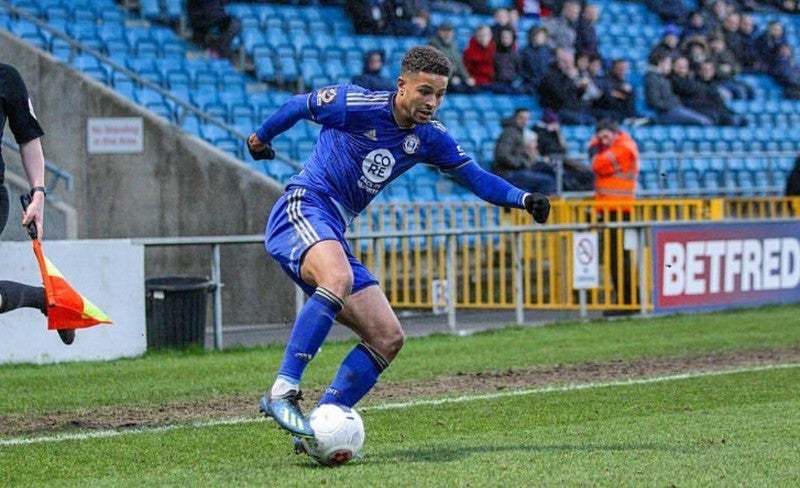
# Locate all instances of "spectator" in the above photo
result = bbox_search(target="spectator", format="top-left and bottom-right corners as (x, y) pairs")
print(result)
(680, 11), (709, 43)
(671, 57), (746, 126)
(575, 52), (604, 112)
(574, 3), (600, 57)
(754, 20), (786, 72)
(352, 50), (396, 92)
(532, 109), (568, 156)
(708, 33), (753, 100)
(514, 0), (542, 18)
(645, 50), (713, 125)
(493, 109), (556, 194)
(721, 13), (746, 66)
(519, 25), (553, 93)
(768, 44), (800, 99)
(188, 0), (242, 59)
(702, 0), (730, 34)
(737, 14), (759, 72)
(346, 0), (386, 35)
(463, 25), (497, 89)
(682, 35), (710, 72)
(382, 0), (435, 37)
(427, 22), (477, 93)
(645, 0), (687, 25)
(597, 59), (651, 126)
(772, 0), (800, 13)
(547, 0), (581, 50)
(539, 48), (596, 124)
(532, 109), (595, 191)
(460, 0), (494, 15)
(694, 61), (747, 126)
(786, 155), (800, 196)
(650, 24), (683, 61)
(490, 8), (514, 44)
(494, 26), (522, 93)
(588, 118), (639, 312)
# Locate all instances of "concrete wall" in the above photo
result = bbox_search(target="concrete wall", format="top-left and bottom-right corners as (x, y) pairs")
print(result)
(0, 31), (298, 326)
(0, 240), (146, 364)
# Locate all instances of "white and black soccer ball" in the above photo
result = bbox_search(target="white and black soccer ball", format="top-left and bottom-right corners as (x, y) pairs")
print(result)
(302, 403), (365, 466)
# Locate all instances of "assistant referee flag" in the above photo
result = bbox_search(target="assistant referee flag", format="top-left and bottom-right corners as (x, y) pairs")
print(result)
(32, 240), (112, 330)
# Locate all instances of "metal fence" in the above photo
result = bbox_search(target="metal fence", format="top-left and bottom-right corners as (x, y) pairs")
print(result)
(134, 196), (799, 350)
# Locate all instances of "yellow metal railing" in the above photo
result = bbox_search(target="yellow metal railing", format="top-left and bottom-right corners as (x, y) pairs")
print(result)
(348, 197), (799, 312)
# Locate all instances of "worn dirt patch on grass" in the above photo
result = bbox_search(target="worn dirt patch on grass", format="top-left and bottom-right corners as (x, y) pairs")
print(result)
(2, 346), (798, 437)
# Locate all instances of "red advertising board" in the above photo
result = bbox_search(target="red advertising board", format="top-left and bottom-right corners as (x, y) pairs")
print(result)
(651, 222), (800, 313)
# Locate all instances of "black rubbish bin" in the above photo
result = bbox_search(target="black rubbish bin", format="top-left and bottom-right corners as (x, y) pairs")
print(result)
(145, 276), (215, 349)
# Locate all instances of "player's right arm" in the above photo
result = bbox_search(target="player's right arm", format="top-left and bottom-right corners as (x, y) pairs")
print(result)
(247, 85), (348, 160)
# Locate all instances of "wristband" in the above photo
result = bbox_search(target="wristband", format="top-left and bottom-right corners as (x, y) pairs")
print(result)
(30, 186), (47, 198)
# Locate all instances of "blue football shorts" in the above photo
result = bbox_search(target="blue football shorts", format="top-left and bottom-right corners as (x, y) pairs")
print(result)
(265, 186), (378, 297)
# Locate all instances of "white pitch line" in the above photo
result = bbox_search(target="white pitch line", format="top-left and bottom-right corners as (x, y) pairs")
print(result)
(2, 362), (798, 447)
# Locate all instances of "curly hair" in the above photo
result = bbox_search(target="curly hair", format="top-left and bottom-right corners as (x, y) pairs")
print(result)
(400, 46), (452, 78)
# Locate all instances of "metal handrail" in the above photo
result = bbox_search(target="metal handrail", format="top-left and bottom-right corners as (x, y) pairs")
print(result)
(131, 214), (797, 350)
(1, 138), (73, 198)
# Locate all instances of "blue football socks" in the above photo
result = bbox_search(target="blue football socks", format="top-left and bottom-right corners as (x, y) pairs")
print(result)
(277, 287), (344, 383)
(320, 342), (389, 407)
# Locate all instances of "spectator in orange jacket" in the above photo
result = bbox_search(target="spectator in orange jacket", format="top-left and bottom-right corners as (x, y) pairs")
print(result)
(463, 25), (496, 88)
(588, 118), (640, 313)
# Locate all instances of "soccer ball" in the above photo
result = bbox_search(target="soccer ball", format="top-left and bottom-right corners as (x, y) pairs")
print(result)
(302, 403), (365, 466)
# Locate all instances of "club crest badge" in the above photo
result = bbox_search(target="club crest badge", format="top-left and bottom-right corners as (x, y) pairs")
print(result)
(317, 86), (338, 105)
(403, 134), (420, 154)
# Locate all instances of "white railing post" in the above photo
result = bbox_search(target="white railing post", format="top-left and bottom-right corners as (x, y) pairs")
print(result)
(446, 234), (457, 333)
(514, 231), (524, 325)
(638, 226), (649, 316)
(211, 244), (223, 350)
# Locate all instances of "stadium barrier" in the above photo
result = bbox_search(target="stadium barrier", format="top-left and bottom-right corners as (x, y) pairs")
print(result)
(135, 197), (799, 349)
(354, 197), (798, 314)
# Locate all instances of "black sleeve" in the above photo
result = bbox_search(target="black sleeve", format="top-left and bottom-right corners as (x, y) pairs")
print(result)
(3, 66), (44, 145)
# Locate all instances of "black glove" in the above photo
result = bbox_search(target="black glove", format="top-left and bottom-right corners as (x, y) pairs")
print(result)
(247, 140), (275, 161)
(523, 193), (550, 224)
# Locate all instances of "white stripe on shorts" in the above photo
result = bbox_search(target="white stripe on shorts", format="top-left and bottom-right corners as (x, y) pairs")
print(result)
(286, 188), (319, 246)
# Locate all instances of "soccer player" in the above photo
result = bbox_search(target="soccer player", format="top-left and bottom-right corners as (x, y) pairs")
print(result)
(247, 46), (550, 440)
(0, 62), (74, 345)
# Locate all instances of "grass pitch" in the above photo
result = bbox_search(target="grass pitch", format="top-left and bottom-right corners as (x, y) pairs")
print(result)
(1, 304), (799, 487)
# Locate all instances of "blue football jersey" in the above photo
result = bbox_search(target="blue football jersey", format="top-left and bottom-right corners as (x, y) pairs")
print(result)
(287, 84), (471, 214)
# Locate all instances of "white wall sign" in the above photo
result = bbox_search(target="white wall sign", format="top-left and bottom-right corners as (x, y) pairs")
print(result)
(573, 231), (599, 289)
(87, 117), (144, 154)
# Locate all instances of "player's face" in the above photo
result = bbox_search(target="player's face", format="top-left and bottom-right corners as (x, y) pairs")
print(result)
(396, 71), (449, 125)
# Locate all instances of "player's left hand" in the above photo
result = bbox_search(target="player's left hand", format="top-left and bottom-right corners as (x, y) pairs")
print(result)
(247, 133), (275, 160)
(524, 193), (550, 224)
